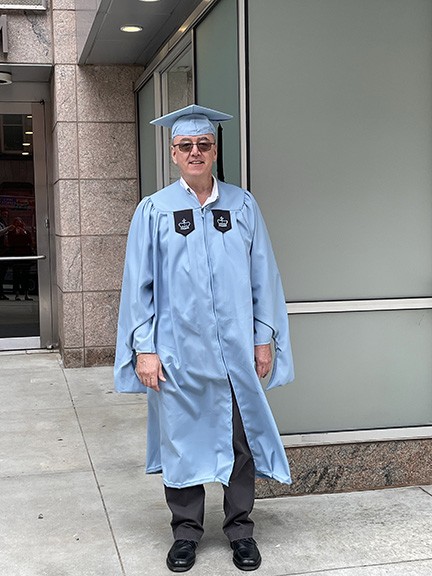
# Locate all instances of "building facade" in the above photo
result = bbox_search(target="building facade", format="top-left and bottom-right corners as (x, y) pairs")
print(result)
(0, 0), (431, 494)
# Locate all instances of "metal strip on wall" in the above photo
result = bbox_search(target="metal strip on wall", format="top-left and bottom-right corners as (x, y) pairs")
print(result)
(287, 298), (432, 314)
(283, 425), (432, 448)
(32, 101), (53, 348)
(0, 337), (40, 351)
(237, 0), (248, 190)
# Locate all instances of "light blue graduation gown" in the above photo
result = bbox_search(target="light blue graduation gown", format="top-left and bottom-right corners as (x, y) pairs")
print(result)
(114, 180), (294, 488)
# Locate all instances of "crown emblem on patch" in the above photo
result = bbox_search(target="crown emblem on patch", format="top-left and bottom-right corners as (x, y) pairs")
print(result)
(217, 216), (229, 228)
(178, 218), (191, 231)
(212, 209), (232, 233)
(174, 209), (195, 236)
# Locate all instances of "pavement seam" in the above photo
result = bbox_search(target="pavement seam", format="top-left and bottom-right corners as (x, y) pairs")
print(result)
(62, 366), (127, 576)
(273, 556), (432, 576)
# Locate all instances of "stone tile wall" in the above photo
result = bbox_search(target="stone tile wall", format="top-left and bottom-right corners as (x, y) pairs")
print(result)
(51, 3), (143, 367)
(255, 439), (432, 497)
(0, 9), (52, 64)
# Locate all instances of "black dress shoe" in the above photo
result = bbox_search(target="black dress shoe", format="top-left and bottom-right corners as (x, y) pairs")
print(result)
(166, 539), (198, 572)
(231, 538), (262, 571)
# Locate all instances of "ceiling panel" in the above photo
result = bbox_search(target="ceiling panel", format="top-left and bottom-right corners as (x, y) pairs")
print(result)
(77, 0), (203, 66)
(96, 13), (163, 41)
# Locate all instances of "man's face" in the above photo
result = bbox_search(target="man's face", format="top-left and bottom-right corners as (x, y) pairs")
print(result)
(171, 133), (217, 181)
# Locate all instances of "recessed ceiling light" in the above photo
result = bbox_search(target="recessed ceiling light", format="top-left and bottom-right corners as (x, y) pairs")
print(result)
(23, 142), (31, 146)
(120, 25), (143, 33)
(25, 131), (33, 135)
(22, 151), (30, 156)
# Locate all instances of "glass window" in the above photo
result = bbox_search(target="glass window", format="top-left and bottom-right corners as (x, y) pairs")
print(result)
(269, 310), (432, 434)
(1, 114), (33, 155)
(137, 44), (193, 195)
(249, 0), (432, 301)
(248, 0), (432, 433)
(138, 77), (157, 198)
(161, 48), (193, 185)
(0, 112), (39, 337)
(195, 0), (241, 186)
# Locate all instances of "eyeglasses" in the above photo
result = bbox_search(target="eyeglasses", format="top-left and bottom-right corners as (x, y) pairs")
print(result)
(172, 141), (216, 153)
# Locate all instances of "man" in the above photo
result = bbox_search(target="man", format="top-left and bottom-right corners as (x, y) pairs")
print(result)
(114, 105), (294, 572)
(0, 208), (13, 300)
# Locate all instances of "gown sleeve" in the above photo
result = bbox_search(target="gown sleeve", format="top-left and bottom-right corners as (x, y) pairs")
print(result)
(114, 198), (156, 393)
(246, 192), (295, 390)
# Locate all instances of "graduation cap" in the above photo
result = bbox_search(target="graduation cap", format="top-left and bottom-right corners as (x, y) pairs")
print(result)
(150, 105), (233, 182)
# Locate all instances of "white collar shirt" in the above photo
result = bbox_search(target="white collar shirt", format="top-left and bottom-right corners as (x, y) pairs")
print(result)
(180, 176), (219, 208)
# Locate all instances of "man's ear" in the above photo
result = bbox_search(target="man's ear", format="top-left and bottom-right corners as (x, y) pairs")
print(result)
(171, 146), (178, 165)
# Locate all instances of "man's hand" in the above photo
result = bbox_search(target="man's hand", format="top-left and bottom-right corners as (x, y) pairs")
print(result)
(254, 344), (272, 379)
(135, 353), (166, 392)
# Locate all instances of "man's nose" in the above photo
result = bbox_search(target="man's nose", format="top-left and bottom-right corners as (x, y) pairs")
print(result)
(190, 143), (201, 154)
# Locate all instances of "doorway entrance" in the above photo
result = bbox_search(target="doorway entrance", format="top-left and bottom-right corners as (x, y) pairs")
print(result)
(0, 102), (53, 350)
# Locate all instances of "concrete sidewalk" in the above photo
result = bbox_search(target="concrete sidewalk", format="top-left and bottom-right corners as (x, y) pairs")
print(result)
(1, 351), (432, 576)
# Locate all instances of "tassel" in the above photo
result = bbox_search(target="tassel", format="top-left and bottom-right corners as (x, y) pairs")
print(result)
(217, 123), (225, 182)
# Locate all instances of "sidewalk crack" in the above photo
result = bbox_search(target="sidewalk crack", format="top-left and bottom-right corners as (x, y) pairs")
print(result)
(62, 367), (126, 576)
(420, 486), (432, 497)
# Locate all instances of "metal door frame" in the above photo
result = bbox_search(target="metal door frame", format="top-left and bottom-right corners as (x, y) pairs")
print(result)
(0, 101), (53, 350)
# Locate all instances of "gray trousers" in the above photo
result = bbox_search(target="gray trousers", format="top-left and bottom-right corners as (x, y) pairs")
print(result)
(164, 390), (255, 543)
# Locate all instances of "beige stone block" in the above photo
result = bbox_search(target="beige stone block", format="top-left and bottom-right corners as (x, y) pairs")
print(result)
(62, 347), (84, 368)
(52, 10), (77, 64)
(52, 0), (76, 8)
(83, 291), (120, 347)
(85, 347), (115, 367)
(81, 235), (126, 291)
(77, 66), (143, 123)
(0, 13), (51, 64)
(78, 123), (137, 180)
(53, 122), (78, 181)
(54, 180), (80, 236)
(57, 289), (84, 348)
(53, 65), (77, 123)
(56, 236), (82, 292)
(255, 439), (432, 498)
(80, 179), (137, 235)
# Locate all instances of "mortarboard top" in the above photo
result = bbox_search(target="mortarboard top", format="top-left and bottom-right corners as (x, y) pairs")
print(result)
(150, 104), (233, 139)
